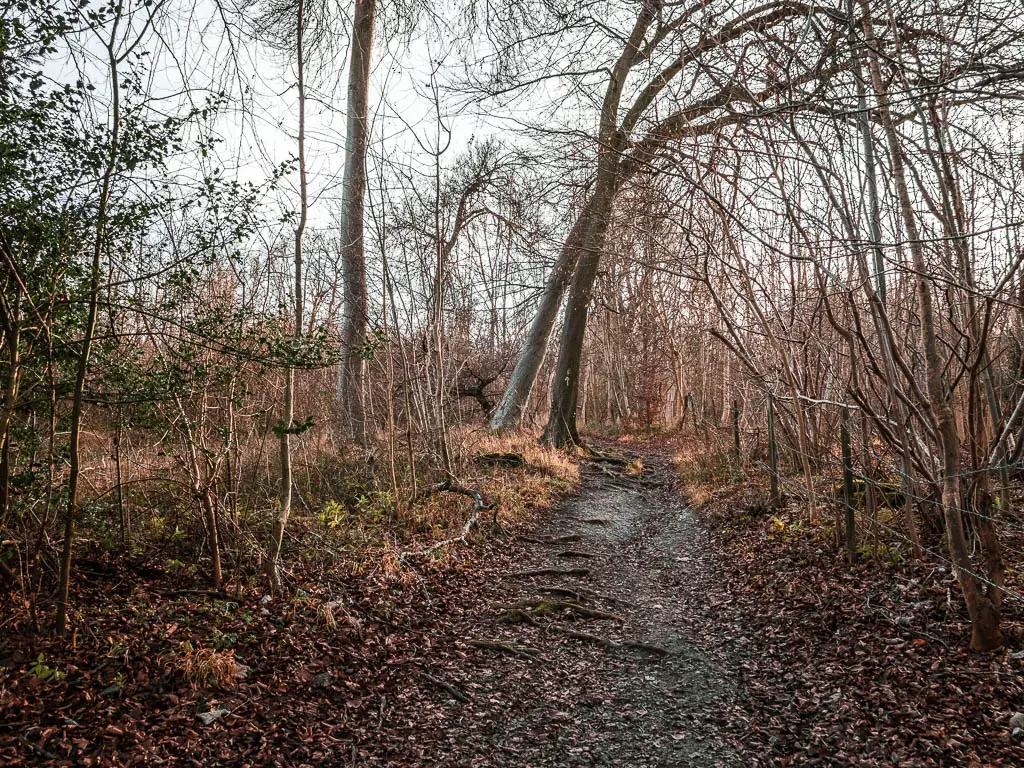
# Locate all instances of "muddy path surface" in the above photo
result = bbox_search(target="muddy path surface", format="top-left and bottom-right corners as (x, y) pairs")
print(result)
(376, 450), (741, 767)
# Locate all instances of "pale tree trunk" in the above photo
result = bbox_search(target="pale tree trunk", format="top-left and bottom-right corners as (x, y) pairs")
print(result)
(543, 170), (620, 446)
(861, 1), (1001, 650)
(337, 0), (375, 441)
(267, 0), (308, 594)
(488, 195), (594, 432)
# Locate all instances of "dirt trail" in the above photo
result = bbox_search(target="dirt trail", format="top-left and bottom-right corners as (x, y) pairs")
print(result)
(381, 450), (740, 767)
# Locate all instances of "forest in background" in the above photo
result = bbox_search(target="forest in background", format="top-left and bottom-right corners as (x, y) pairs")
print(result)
(4, 0), (1024, 716)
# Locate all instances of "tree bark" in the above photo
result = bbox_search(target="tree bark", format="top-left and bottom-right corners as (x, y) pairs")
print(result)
(541, 1), (658, 447)
(337, 0), (375, 441)
(488, 194), (594, 432)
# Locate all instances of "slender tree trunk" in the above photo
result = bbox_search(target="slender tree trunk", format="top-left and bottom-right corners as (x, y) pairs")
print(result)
(841, 408), (857, 563)
(861, 0), (1001, 649)
(0, 321), (21, 541)
(267, 0), (309, 594)
(56, 29), (121, 634)
(337, 0), (376, 440)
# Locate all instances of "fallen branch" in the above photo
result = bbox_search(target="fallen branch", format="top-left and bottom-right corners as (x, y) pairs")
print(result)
(420, 670), (473, 704)
(469, 638), (541, 661)
(399, 479), (495, 561)
(512, 567), (589, 578)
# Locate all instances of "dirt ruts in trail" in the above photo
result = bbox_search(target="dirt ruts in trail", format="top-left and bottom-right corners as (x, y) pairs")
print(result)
(376, 451), (740, 767)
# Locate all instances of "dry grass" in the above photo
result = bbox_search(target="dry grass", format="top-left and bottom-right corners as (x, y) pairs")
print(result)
(456, 428), (580, 521)
(173, 642), (242, 690)
(317, 601), (364, 637)
(671, 438), (735, 508)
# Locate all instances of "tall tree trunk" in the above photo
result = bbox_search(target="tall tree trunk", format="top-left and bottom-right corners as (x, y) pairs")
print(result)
(861, 0), (1001, 650)
(541, 1), (657, 447)
(488, 194), (594, 432)
(337, 0), (376, 440)
(55, 27), (121, 634)
(267, 0), (309, 594)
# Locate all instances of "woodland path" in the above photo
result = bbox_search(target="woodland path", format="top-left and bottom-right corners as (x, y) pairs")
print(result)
(375, 450), (741, 767)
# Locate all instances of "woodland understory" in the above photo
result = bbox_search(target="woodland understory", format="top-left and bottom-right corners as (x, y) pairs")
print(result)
(5, 0), (1024, 763)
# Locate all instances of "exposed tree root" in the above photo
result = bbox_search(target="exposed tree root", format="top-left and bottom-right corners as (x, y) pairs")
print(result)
(555, 549), (595, 559)
(513, 567), (589, 578)
(518, 534), (582, 545)
(550, 534), (583, 544)
(581, 517), (611, 526)
(498, 598), (622, 622)
(496, 608), (540, 625)
(420, 670), (473, 704)
(582, 452), (631, 466)
(545, 626), (669, 657)
(469, 638), (541, 661)
(536, 585), (636, 608)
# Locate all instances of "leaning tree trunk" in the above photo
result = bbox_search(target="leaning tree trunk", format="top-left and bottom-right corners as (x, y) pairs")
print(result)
(542, 167), (619, 446)
(337, 0), (375, 441)
(488, 195), (594, 432)
(493, 2), (656, 439)
(538, 2), (657, 446)
(861, 0), (1001, 650)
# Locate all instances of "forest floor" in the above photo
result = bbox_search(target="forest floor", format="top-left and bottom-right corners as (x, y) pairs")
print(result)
(4, 442), (1024, 765)
(365, 448), (740, 767)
